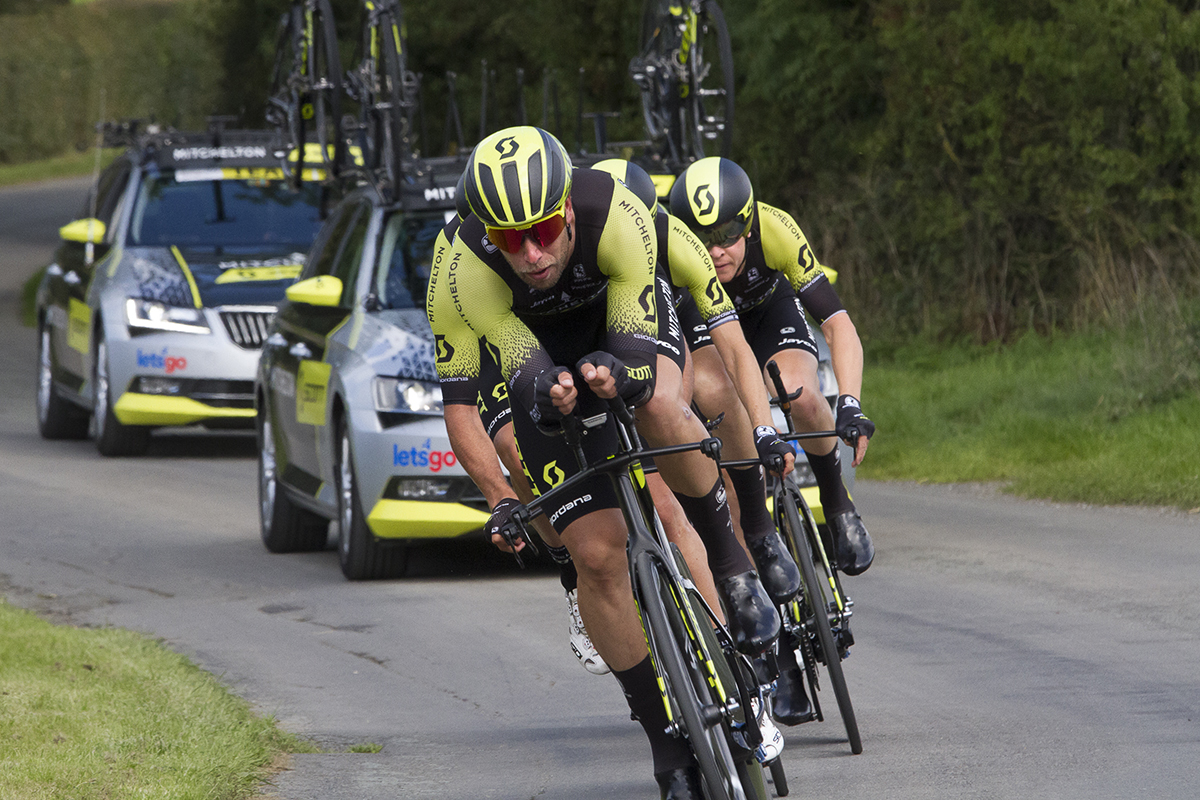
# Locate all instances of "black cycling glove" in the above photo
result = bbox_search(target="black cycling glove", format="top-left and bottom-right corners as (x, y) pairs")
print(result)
(486, 497), (522, 541)
(753, 425), (793, 474)
(531, 367), (572, 433)
(835, 395), (875, 443)
(576, 351), (654, 407)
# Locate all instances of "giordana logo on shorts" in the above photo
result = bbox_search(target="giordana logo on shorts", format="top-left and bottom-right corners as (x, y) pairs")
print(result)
(550, 494), (593, 525)
(393, 439), (458, 471)
(136, 348), (187, 374)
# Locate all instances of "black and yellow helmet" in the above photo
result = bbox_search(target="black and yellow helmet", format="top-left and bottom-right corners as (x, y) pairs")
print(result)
(454, 171), (471, 220)
(463, 126), (573, 228)
(591, 158), (658, 220)
(668, 157), (755, 248)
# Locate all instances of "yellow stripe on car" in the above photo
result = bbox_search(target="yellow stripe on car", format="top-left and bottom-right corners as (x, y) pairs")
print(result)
(366, 500), (490, 539)
(112, 393), (255, 426)
(170, 246), (203, 308)
(215, 265), (303, 284)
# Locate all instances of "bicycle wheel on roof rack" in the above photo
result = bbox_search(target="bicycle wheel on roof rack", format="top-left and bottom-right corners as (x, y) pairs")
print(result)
(266, 6), (305, 185)
(304, 0), (345, 184)
(360, 8), (411, 200)
(687, 0), (735, 160)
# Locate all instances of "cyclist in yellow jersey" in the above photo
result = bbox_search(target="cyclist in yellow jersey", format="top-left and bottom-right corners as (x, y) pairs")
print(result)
(670, 157), (875, 578)
(445, 127), (777, 799)
(429, 177), (615, 676)
(590, 159), (803, 605)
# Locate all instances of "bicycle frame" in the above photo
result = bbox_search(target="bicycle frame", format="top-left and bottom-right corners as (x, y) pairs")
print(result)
(500, 400), (769, 797)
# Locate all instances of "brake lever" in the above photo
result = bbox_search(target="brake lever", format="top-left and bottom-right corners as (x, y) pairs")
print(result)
(499, 507), (538, 569)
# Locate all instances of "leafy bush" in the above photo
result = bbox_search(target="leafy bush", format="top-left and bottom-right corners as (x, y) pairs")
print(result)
(0, 0), (222, 164)
(728, 0), (1200, 350)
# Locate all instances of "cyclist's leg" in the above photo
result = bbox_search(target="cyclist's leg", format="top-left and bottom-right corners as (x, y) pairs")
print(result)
(636, 278), (778, 655)
(743, 284), (874, 575)
(562, 508), (697, 789)
(765, 347), (873, 574)
(646, 470), (721, 618)
(689, 326), (800, 605)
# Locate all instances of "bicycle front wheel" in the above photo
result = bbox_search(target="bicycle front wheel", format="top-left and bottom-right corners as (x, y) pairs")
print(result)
(637, 551), (748, 800)
(779, 485), (862, 754)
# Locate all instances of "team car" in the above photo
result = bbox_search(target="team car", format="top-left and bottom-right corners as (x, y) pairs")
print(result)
(255, 156), (490, 580)
(35, 121), (328, 455)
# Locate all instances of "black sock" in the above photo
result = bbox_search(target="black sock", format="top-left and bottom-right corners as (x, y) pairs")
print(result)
(724, 465), (775, 543)
(614, 655), (693, 775)
(545, 544), (577, 593)
(673, 478), (752, 581)
(805, 447), (853, 517)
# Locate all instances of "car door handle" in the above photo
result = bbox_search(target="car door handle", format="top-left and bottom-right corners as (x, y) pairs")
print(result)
(288, 342), (312, 359)
(63, 271), (82, 286)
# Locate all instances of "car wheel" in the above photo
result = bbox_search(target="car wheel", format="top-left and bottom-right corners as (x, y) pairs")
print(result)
(91, 334), (151, 457)
(336, 417), (407, 580)
(36, 323), (88, 440)
(258, 411), (328, 553)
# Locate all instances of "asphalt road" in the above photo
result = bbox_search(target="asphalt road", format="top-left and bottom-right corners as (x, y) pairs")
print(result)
(1, 177), (1198, 799)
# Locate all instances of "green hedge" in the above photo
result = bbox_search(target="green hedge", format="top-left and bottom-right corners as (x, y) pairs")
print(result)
(728, 0), (1200, 344)
(0, 1), (221, 164)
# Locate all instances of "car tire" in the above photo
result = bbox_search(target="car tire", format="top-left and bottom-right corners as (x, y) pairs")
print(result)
(258, 411), (328, 553)
(36, 323), (89, 440)
(91, 334), (151, 457)
(336, 417), (407, 580)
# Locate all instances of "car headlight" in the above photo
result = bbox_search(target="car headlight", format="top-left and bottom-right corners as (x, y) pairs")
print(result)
(126, 298), (210, 335)
(373, 377), (443, 414)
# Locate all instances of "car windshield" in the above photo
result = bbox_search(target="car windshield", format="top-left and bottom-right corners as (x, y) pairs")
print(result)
(374, 210), (451, 310)
(127, 169), (325, 249)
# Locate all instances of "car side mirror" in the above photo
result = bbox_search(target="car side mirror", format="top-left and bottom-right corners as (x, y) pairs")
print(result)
(59, 218), (107, 244)
(286, 275), (344, 308)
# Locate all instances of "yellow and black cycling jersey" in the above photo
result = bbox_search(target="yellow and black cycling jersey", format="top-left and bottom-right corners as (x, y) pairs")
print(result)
(445, 168), (659, 417)
(656, 211), (739, 332)
(723, 202), (845, 325)
(427, 215), (487, 406)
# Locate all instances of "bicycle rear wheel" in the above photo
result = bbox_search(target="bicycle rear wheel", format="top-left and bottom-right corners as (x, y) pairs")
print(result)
(779, 485), (862, 754)
(688, 0), (735, 159)
(637, 550), (748, 800)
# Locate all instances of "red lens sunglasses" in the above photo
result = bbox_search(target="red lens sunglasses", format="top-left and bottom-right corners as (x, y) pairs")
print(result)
(486, 212), (567, 254)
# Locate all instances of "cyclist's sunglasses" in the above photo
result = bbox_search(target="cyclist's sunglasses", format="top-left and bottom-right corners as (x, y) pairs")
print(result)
(487, 212), (567, 254)
(696, 217), (752, 249)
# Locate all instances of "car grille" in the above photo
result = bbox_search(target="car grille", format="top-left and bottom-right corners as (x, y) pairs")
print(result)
(220, 309), (275, 349)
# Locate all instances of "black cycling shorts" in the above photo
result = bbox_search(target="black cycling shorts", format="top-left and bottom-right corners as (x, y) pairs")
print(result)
(512, 275), (683, 533)
(735, 277), (819, 365)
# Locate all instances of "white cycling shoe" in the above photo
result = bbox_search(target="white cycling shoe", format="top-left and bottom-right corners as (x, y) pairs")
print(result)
(752, 697), (786, 763)
(567, 589), (610, 675)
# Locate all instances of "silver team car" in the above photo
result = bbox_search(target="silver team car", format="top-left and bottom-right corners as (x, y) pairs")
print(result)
(255, 157), (489, 580)
(35, 122), (327, 455)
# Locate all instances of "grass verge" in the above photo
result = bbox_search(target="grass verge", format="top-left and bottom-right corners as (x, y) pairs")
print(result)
(861, 321), (1200, 509)
(0, 150), (110, 189)
(0, 599), (315, 799)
